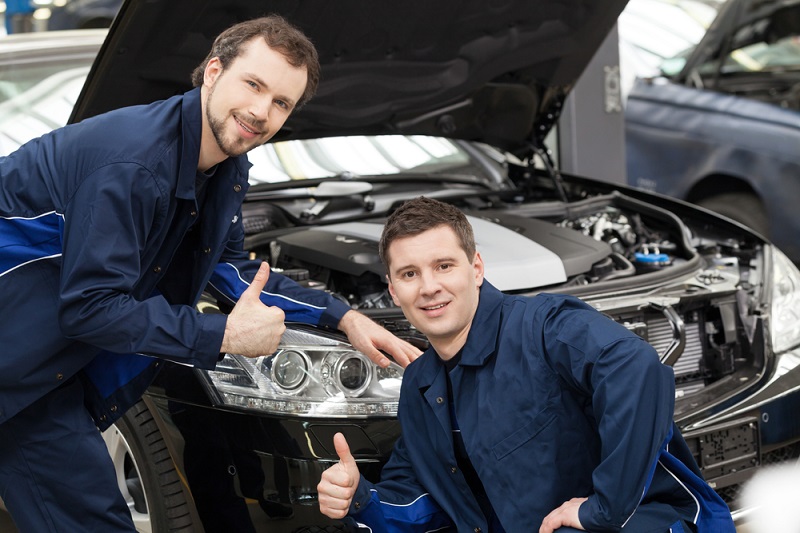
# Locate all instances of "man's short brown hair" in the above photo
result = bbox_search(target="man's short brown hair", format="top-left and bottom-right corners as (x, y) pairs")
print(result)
(379, 197), (476, 269)
(191, 15), (320, 108)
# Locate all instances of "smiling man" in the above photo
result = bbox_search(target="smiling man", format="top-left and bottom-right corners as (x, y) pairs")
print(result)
(195, 27), (309, 167)
(318, 196), (735, 533)
(0, 16), (418, 532)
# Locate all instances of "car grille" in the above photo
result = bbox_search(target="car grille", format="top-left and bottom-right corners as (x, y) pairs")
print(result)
(646, 315), (706, 396)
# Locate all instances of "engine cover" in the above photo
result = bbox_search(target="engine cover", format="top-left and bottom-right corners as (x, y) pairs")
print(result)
(274, 213), (611, 291)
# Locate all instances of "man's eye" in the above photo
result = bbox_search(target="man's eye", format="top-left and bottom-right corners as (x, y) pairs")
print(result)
(246, 80), (258, 89)
(275, 100), (289, 110)
(402, 271), (416, 279)
(439, 263), (452, 271)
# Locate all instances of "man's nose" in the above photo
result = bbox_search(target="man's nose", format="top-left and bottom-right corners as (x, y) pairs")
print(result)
(249, 96), (271, 122)
(419, 272), (440, 295)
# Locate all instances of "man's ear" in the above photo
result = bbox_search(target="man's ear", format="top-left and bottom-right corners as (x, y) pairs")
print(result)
(386, 274), (401, 307)
(473, 251), (485, 287)
(204, 57), (223, 88)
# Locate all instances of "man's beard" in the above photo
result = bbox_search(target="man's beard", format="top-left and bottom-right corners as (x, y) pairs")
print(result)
(205, 84), (264, 158)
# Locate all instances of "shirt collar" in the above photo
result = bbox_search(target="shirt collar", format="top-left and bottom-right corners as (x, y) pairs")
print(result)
(411, 280), (505, 390)
(459, 280), (504, 367)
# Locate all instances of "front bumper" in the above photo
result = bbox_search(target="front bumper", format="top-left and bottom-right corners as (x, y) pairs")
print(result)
(145, 364), (399, 532)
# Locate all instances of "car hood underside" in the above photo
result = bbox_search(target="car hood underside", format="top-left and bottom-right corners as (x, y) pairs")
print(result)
(71, 0), (627, 154)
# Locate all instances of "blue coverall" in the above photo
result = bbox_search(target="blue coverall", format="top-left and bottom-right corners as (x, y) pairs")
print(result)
(346, 282), (736, 532)
(0, 87), (350, 531)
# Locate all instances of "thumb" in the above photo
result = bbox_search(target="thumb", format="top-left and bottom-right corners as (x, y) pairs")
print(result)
(244, 262), (270, 299)
(333, 432), (356, 469)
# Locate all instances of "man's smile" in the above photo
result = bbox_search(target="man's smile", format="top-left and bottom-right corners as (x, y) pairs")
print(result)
(234, 114), (262, 136)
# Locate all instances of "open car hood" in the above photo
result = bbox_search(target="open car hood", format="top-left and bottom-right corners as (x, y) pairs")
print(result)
(676, 0), (800, 81)
(70, 0), (627, 154)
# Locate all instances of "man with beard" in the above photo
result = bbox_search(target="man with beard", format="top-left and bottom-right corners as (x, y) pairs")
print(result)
(0, 16), (419, 532)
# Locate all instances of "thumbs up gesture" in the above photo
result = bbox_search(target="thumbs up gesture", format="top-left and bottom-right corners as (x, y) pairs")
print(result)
(221, 262), (286, 357)
(318, 433), (361, 519)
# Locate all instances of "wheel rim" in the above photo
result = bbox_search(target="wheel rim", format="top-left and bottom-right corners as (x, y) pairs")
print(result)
(102, 426), (153, 533)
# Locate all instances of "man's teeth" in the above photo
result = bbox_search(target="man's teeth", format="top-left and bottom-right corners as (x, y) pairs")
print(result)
(237, 118), (256, 133)
(424, 304), (446, 310)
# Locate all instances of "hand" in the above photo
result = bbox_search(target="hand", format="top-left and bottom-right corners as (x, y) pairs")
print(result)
(337, 310), (421, 368)
(318, 432), (360, 519)
(221, 262), (286, 357)
(540, 497), (587, 533)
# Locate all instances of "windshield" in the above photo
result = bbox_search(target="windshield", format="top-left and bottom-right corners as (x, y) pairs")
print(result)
(714, 5), (800, 74)
(248, 135), (474, 183)
(719, 34), (800, 72)
(661, 1), (800, 77)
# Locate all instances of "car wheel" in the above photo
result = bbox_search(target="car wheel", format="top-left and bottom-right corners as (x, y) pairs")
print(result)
(697, 192), (769, 236)
(103, 400), (196, 533)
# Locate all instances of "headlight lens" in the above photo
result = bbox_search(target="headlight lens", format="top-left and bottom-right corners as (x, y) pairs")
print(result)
(198, 327), (404, 418)
(270, 349), (311, 392)
(770, 247), (800, 353)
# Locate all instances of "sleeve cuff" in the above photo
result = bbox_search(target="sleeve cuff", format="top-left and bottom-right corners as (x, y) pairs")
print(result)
(319, 297), (352, 330)
(349, 476), (373, 516)
(578, 495), (624, 532)
(194, 312), (228, 369)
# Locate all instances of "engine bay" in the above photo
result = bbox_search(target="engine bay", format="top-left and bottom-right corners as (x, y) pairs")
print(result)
(243, 195), (696, 311)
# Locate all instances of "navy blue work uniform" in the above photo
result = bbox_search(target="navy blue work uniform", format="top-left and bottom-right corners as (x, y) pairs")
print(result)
(345, 282), (735, 532)
(0, 88), (350, 531)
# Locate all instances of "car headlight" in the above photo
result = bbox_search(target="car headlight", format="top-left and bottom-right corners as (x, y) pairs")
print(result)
(770, 247), (800, 353)
(197, 326), (404, 418)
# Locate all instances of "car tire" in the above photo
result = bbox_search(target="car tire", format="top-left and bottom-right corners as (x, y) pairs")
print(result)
(697, 192), (769, 236)
(104, 400), (197, 533)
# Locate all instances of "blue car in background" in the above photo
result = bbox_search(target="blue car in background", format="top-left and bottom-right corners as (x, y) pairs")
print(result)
(626, 0), (800, 262)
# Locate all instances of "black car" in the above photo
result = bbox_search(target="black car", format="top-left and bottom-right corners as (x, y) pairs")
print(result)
(44, 0), (800, 531)
(626, 0), (800, 262)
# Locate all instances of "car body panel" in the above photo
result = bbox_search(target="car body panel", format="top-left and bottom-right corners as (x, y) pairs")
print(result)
(626, 78), (800, 260)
